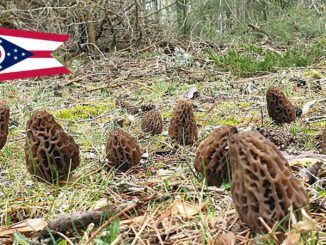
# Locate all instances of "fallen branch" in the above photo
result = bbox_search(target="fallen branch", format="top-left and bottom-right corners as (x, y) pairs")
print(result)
(38, 202), (137, 239)
(44, 210), (109, 234)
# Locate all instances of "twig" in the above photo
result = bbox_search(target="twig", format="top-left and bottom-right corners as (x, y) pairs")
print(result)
(258, 217), (278, 242)
(63, 74), (104, 86)
(131, 215), (151, 245)
(130, 224), (147, 245)
(131, 204), (162, 245)
(50, 230), (74, 245)
(152, 219), (164, 245)
(110, 234), (122, 245)
(86, 202), (137, 244)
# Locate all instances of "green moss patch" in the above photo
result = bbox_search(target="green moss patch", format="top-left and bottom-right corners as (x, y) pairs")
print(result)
(206, 38), (326, 77)
(55, 104), (108, 120)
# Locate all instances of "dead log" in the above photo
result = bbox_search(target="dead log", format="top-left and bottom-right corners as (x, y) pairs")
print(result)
(38, 202), (137, 238)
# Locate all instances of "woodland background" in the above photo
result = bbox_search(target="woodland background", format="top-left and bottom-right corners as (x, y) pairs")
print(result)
(1, 0), (325, 52)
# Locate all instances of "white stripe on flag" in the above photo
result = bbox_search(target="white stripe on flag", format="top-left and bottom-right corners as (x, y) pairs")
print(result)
(0, 35), (63, 51)
(0, 58), (63, 73)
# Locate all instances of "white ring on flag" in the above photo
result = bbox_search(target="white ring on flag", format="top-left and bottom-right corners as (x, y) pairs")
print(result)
(0, 45), (5, 64)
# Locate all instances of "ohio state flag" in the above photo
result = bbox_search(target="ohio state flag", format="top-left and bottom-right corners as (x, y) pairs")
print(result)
(0, 28), (70, 81)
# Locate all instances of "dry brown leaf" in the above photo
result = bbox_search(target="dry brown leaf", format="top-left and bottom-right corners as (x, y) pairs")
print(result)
(302, 100), (317, 115)
(282, 232), (302, 245)
(0, 218), (47, 236)
(92, 198), (108, 210)
(187, 87), (198, 99)
(170, 196), (203, 219)
(208, 216), (227, 228)
(215, 232), (236, 245)
(120, 215), (146, 225)
(292, 209), (317, 231)
(282, 209), (317, 245)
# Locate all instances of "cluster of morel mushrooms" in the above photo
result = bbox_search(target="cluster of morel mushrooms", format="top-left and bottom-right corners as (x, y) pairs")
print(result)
(0, 86), (325, 234)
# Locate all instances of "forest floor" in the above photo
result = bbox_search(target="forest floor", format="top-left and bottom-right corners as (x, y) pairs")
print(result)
(0, 40), (325, 244)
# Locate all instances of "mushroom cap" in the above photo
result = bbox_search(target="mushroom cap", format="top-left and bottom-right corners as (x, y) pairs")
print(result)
(168, 99), (198, 145)
(25, 110), (80, 184)
(106, 129), (141, 171)
(0, 103), (10, 150)
(194, 125), (237, 186)
(229, 131), (308, 233)
(266, 86), (296, 124)
(141, 109), (163, 135)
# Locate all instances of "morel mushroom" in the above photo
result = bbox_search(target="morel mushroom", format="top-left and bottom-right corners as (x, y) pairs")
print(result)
(229, 131), (308, 233)
(168, 99), (198, 145)
(106, 129), (141, 171)
(194, 125), (237, 186)
(0, 102), (9, 150)
(141, 110), (163, 135)
(322, 127), (326, 154)
(25, 111), (80, 184)
(266, 86), (296, 124)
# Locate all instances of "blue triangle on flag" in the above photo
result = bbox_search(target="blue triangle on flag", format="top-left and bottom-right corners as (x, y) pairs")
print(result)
(0, 37), (33, 72)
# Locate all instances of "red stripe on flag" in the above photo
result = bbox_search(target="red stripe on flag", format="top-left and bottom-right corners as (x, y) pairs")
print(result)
(0, 28), (69, 42)
(30, 51), (53, 58)
(0, 67), (70, 81)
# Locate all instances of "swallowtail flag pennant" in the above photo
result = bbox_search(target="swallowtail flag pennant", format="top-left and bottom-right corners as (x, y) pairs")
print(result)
(0, 28), (70, 81)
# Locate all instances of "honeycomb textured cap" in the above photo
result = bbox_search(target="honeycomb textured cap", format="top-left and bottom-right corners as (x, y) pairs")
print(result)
(0, 102), (10, 150)
(141, 110), (163, 135)
(322, 127), (326, 154)
(229, 131), (308, 233)
(266, 86), (296, 124)
(106, 129), (141, 171)
(25, 111), (80, 184)
(194, 125), (237, 186)
(168, 99), (198, 145)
